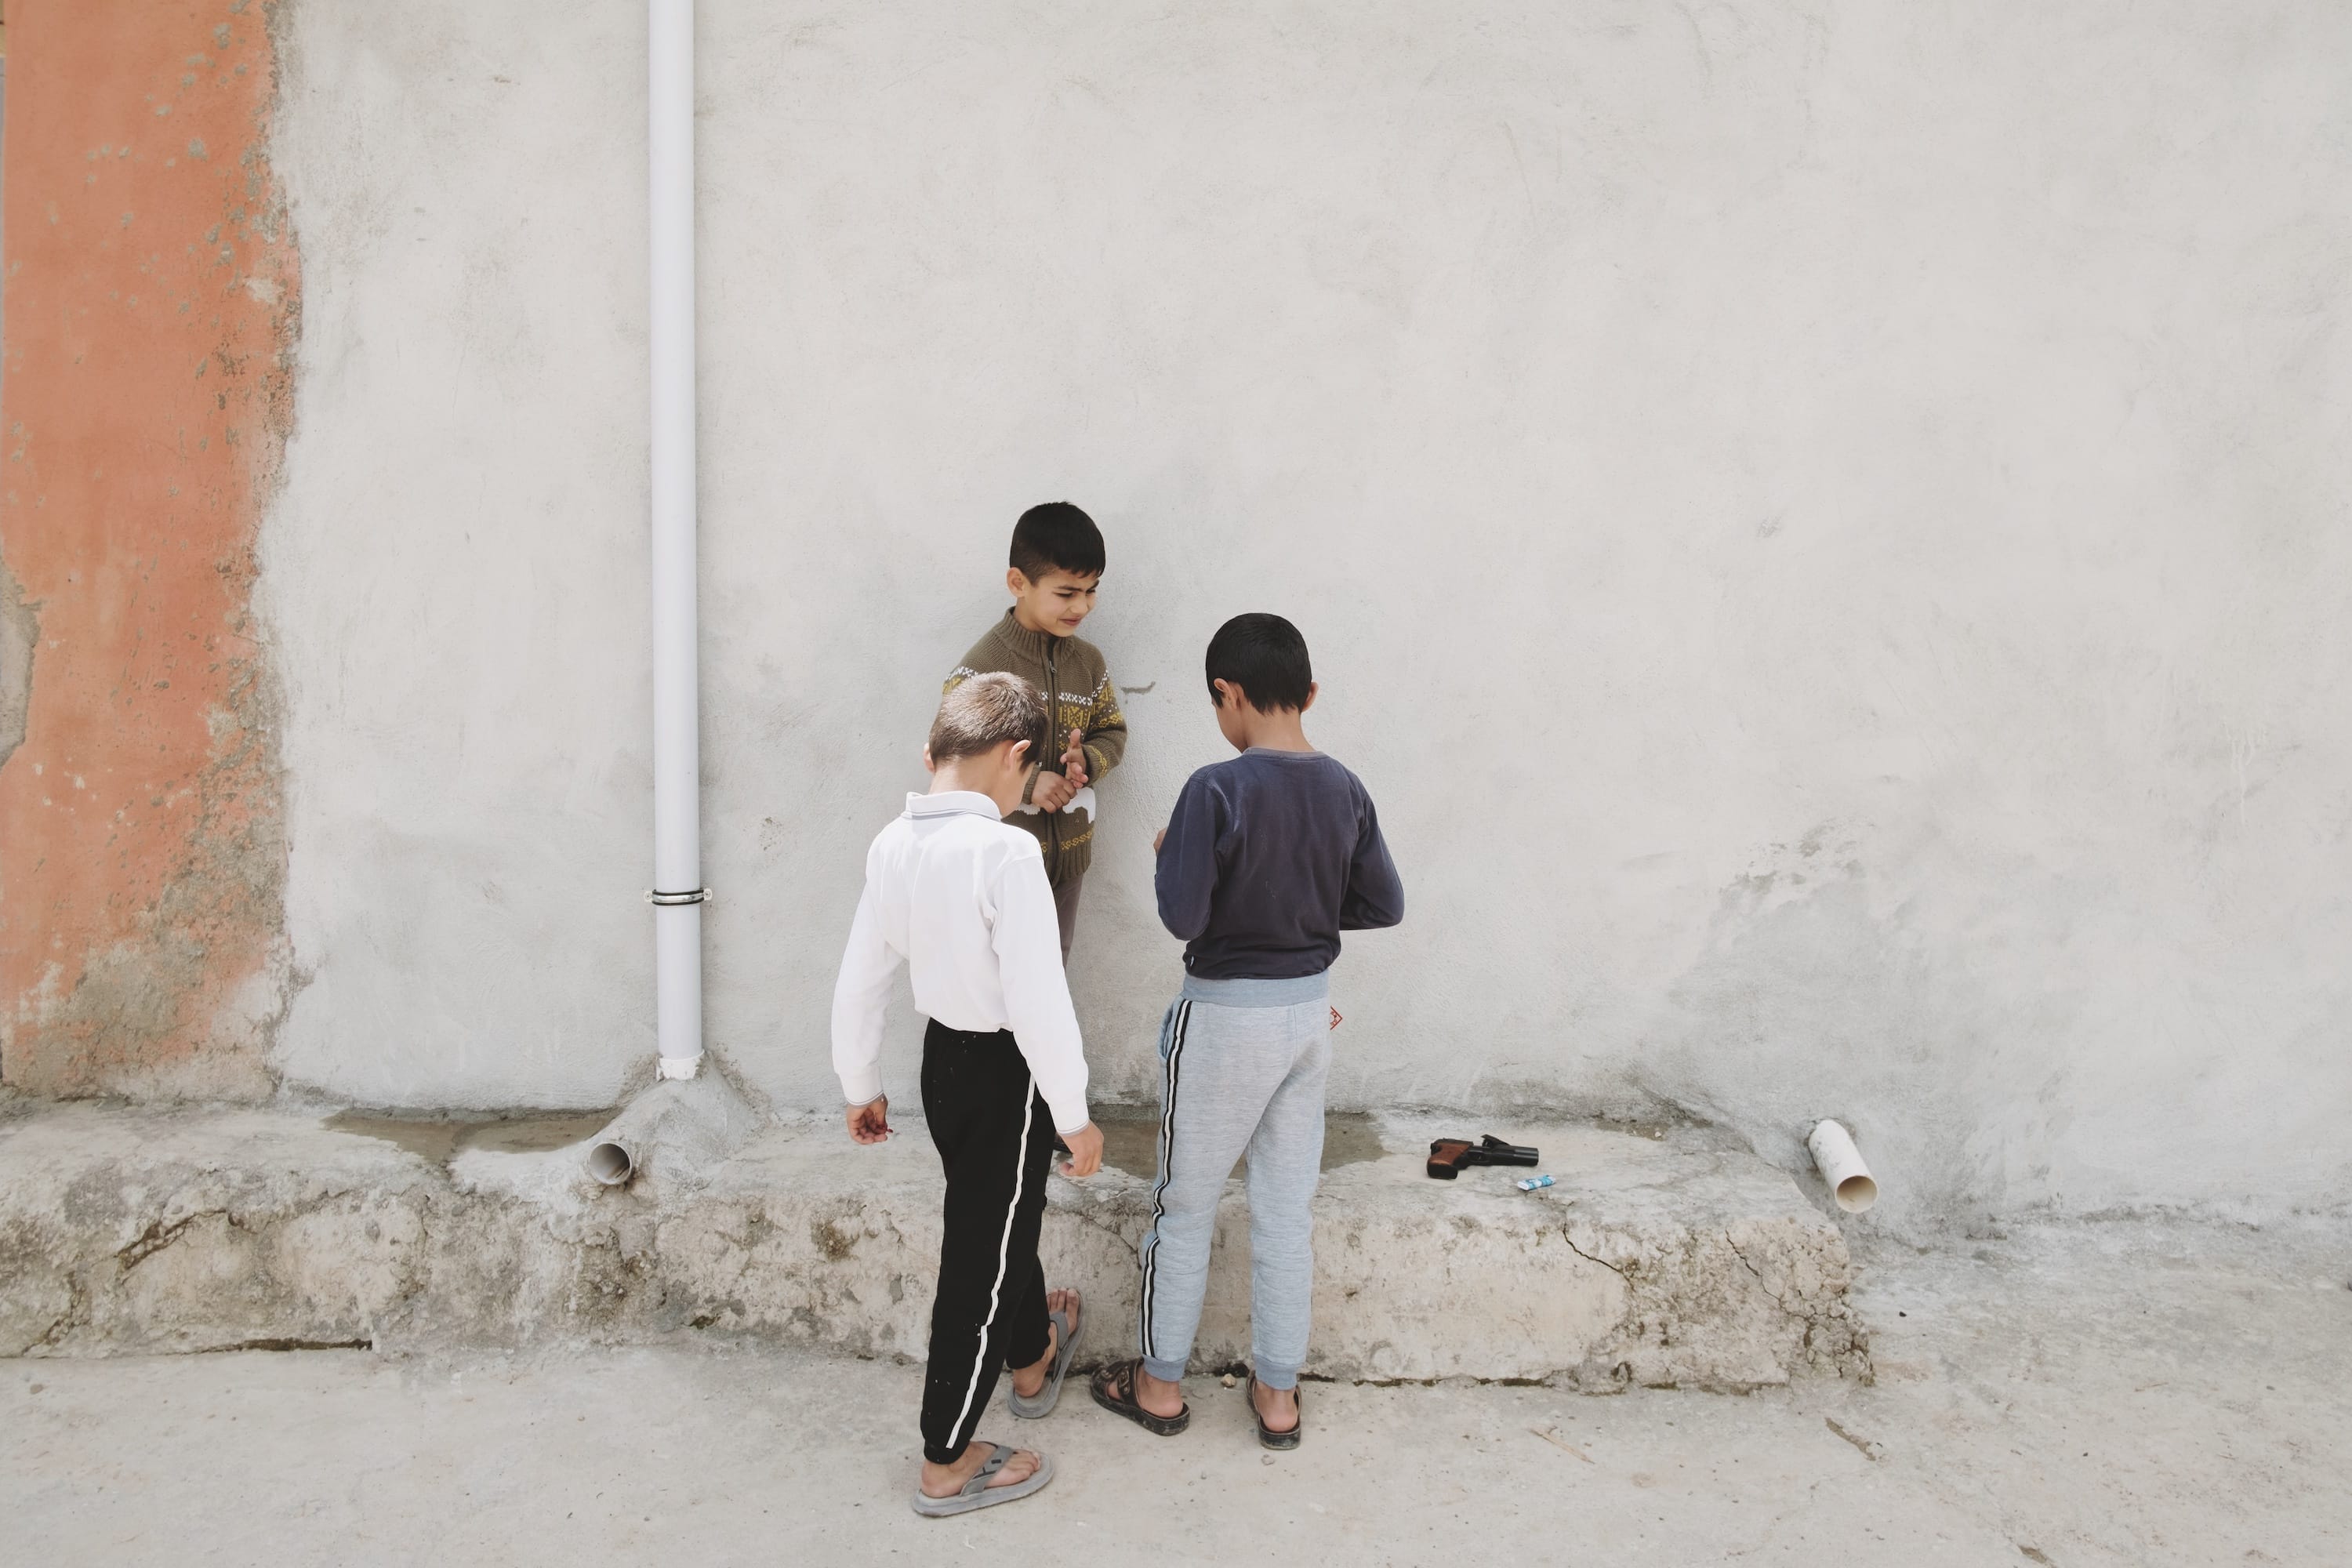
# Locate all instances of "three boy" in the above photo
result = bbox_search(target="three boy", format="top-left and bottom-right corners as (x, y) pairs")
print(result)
(831, 506), (1403, 1513)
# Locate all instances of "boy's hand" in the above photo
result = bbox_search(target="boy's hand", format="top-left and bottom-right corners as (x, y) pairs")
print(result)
(1057, 1122), (1104, 1178)
(1152, 828), (1167, 854)
(846, 1097), (891, 1144)
(1031, 731), (1090, 813)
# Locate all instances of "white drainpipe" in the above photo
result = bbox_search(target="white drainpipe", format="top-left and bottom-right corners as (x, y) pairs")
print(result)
(647, 0), (704, 1081)
(587, 0), (764, 1189)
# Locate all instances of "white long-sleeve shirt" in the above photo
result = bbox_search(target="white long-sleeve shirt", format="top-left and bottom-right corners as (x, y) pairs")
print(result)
(830, 791), (1091, 1134)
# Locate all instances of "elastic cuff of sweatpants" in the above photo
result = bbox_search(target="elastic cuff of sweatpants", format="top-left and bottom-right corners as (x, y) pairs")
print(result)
(924, 1437), (969, 1467)
(1142, 1354), (1187, 1385)
(1253, 1360), (1301, 1392)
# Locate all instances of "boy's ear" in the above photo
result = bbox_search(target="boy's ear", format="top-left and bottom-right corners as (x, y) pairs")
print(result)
(1005, 566), (1031, 598)
(1300, 681), (1318, 713)
(1007, 738), (1033, 766)
(922, 744), (938, 775)
(1211, 677), (1242, 710)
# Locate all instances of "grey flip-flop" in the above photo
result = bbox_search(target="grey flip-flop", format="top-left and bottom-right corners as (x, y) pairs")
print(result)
(1007, 1303), (1082, 1419)
(909, 1443), (1055, 1518)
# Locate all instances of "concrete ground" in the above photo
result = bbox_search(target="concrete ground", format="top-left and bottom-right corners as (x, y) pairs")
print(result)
(5, 1218), (2346, 1567)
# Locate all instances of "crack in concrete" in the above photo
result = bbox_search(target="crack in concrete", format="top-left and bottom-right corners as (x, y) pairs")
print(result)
(1725, 1231), (1789, 1302)
(28, 1254), (94, 1351)
(1563, 1229), (1629, 1278)
(1824, 1415), (1883, 1461)
(1723, 1229), (1822, 1332)
(117, 1213), (211, 1272)
(32, 1287), (87, 1352)
(1725, 1229), (1875, 1380)
(1059, 1200), (1144, 1264)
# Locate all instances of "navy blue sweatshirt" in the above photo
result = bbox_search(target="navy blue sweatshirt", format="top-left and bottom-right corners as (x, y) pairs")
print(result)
(1154, 748), (1405, 980)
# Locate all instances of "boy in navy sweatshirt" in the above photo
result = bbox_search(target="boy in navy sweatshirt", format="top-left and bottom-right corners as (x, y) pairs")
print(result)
(1090, 614), (1404, 1449)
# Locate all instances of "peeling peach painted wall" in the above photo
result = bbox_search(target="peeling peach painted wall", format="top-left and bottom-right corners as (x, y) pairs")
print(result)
(0, 0), (299, 1098)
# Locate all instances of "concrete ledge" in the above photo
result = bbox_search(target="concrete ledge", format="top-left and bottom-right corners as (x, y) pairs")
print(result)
(0, 1104), (1868, 1389)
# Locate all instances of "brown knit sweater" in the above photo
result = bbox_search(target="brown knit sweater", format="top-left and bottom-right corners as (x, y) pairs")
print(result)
(944, 610), (1128, 884)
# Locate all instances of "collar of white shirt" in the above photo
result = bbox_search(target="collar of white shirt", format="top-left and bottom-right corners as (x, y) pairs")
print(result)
(904, 790), (1003, 821)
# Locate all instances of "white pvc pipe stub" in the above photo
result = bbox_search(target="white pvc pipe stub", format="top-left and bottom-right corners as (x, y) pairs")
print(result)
(1806, 1119), (1878, 1213)
(586, 1141), (635, 1186)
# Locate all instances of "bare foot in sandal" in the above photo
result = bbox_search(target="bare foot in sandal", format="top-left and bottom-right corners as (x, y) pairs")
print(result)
(1132, 1363), (1185, 1421)
(1089, 1358), (1190, 1434)
(1252, 1377), (1299, 1436)
(920, 1440), (1040, 1501)
(1009, 1288), (1081, 1401)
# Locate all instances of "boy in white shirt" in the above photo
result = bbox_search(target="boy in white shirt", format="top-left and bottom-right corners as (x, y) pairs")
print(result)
(832, 672), (1105, 1517)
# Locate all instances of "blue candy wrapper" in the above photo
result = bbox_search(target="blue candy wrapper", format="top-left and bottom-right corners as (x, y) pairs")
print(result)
(1516, 1174), (1555, 1191)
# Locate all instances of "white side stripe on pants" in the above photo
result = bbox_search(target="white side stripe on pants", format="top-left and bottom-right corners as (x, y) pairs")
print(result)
(947, 1074), (1036, 1453)
(1138, 1000), (1191, 1359)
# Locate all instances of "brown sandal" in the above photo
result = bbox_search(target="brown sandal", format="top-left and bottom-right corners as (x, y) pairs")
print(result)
(1088, 1357), (1191, 1436)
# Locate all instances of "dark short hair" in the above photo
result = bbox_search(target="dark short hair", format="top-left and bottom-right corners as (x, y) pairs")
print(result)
(1205, 613), (1312, 712)
(929, 672), (1048, 764)
(1009, 502), (1105, 582)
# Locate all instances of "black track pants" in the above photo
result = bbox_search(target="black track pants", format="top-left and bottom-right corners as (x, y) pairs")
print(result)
(919, 1020), (1057, 1465)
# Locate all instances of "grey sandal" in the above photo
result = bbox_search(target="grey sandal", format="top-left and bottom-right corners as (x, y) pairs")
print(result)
(909, 1442), (1055, 1518)
(1007, 1301), (1082, 1419)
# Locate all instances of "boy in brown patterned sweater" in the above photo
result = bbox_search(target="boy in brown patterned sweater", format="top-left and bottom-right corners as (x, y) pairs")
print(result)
(942, 503), (1128, 961)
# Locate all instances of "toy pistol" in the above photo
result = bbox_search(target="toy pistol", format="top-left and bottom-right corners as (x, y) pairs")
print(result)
(1426, 1134), (1540, 1179)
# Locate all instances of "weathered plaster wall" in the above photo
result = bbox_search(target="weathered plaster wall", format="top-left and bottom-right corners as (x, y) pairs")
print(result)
(259, 5), (652, 1109)
(0, 0), (297, 1098)
(263, 2), (2351, 1228)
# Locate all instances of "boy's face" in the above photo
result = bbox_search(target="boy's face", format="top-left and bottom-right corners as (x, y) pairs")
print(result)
(1007, 567), (1101, 637)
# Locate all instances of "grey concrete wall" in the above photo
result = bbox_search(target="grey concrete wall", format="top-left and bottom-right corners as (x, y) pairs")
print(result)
(260, 1), (2352, 1229)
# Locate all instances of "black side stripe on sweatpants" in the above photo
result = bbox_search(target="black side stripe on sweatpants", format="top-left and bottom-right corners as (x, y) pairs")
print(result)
(1138, 999), (1192, 1359)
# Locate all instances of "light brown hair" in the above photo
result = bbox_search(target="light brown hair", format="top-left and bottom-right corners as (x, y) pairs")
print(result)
(928, 671), (1047, 765)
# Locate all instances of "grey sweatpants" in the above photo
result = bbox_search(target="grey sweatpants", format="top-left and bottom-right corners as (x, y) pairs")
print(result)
(1137, 973), (1331, 1392)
